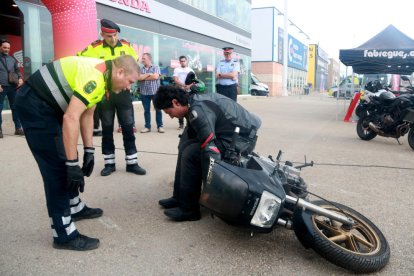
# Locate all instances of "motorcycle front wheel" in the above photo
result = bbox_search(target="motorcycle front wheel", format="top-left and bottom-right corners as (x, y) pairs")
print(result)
(292, 200), (390, 273)
(356, 117), (377, 140)
(408, 128), (414, 150)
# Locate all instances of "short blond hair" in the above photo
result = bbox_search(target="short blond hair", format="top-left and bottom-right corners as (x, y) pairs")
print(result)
(113, 55), (139, 75)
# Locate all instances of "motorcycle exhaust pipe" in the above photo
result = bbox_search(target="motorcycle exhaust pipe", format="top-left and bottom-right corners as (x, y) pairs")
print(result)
(285, 195), (355, 226)
(368, 122), (400, 138)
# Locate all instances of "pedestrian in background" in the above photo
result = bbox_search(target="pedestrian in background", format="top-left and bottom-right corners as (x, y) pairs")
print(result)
(78, 19), (146, 177)
(138, 52), (164, 133)
(215, 47), (240, 101)
(173, 55), (194, 130)
(0, 39), (24, 138)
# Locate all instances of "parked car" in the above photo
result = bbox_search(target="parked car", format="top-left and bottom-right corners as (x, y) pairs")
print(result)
(250, 73), (269, 96)
(328, 76), (360, 98)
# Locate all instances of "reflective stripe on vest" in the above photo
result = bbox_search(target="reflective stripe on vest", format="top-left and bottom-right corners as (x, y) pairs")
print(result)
(38, 60), (73, 112)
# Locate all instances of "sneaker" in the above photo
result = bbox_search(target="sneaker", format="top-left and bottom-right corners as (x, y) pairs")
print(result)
(101, 164), (116, 176)
(0, 130), (3, 139)
(158, 197), (179, 209)
(140, 128), (150, 133)
(14, 128), (24, 136)
(158, 127), (165, 133)
(117, 127), (122, 133)
(177, 124), (184, 130)
(164, 207), (201, 222)
(72, 206), (103, 222)
(53, 234), (100, 251)
(126, 163), (146, 175)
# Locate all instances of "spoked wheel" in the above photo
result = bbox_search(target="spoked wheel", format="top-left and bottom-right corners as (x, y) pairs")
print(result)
(408, 128), (414, 150)
(356, 117), (377, 140)
(293, 200), (390, 273)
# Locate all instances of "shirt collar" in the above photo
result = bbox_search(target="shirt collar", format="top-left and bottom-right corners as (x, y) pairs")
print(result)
(102, 40), (122, 48)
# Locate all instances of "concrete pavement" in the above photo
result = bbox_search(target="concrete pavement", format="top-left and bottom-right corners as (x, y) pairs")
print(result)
(1, 93), (413, 275)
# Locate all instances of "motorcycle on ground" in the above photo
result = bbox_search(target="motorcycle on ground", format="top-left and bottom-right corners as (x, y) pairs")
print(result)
(199, 130), (390, 273)
(355, 83), (414, 150)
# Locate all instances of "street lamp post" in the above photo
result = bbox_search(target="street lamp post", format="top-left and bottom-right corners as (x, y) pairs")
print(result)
(282, 0), (288, 96)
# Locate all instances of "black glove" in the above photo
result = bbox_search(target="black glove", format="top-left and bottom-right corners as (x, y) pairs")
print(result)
(66, 159), (85, 193)
(224, 149), (240, 166)
(82, 147), (95, 177)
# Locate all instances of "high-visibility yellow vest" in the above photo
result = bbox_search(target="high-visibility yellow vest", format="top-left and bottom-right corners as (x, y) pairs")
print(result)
(78, 39), (138, 61)
(27, 56), (107, 113)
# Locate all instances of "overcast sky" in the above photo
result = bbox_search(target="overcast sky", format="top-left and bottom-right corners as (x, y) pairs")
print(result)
(252, 0), (414, 61)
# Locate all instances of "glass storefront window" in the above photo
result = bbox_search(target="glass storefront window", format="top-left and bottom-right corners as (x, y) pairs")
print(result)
(16, 0), (53, 77)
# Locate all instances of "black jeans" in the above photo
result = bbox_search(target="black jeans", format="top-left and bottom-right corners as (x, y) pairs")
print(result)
(101, 90), (137, 156)
(0, 85), (22, 130)
(173, 128), (203, 211)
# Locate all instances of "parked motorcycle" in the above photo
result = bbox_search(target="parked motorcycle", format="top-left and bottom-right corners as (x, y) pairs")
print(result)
(199, 132), (390, 273)
(355, 87), (414, 150)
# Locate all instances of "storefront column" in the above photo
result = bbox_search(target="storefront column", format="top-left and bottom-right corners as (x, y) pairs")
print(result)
(42, 0), (97, 59)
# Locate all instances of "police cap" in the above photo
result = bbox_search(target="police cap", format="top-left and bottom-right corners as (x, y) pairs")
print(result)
(100, 19), (120, 34)
(222, 47), (234, 53)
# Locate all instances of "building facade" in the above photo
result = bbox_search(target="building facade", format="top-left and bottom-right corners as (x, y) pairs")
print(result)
(0, 0), (252, 106)
(251, 7), (308, 96)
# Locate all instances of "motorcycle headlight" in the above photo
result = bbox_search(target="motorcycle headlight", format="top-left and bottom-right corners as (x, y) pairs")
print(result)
(250, 191), (281, 228)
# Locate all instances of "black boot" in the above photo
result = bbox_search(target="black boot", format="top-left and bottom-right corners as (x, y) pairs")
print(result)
(101, 164), (116, 176)
(72, 206), (103, 222)
(126, 164), (146, 175)
(158, 197), (179, 209)
(53, 234), (100, 251)
(164, 207), (200, 222)
(93, 130), (102, 136)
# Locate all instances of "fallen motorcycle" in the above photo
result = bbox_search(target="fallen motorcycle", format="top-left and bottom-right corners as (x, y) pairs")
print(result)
(200, 143), (390, 273)
(355, 89), (414, 150)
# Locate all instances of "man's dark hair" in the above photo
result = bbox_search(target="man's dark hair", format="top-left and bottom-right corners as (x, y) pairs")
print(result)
(1, 39), (10, 46)
(153, 85), (189, 110)
(179, 55), (187, 61)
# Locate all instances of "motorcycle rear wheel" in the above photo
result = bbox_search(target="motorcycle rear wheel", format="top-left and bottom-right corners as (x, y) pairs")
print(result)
(293, 200), (390, 273)
(356, 117), (377, 140)
(408, 128), (414, 150)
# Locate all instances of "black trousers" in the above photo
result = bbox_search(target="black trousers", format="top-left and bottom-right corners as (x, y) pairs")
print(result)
(173, 128), (203, 211)
(216, 83), (238, 101)
(15, 84), (80, 243)
(101, 90), (137, 156)
(93, 103), (101, 130)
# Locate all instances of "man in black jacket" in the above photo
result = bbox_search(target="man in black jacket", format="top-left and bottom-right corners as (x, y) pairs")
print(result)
(0, 39), (24, 138)
(153, 86), (261, 221)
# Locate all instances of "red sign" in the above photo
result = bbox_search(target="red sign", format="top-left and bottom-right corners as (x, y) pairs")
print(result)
(110, 0), (151, 13)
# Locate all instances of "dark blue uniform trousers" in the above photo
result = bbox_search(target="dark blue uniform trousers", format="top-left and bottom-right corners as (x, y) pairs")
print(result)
(15, 84), (79, 243)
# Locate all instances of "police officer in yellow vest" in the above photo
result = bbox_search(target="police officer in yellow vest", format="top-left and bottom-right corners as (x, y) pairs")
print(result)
(15, 55), (140, 251)
(215, 47), (240, 102)
(78, 19), (146, 177)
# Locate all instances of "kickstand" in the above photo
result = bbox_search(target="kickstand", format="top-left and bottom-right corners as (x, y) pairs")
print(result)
(396, 138), (402, 145)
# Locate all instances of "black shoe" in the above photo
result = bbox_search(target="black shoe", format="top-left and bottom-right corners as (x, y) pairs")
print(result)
(14, 128), (24, 136)
(72, 206), (103, 222)
(53, 234), (100, 251)
(101, 165), (116, 176)
(126, 164), (146, 175)
(164, 207), (200, 222)
(158, 197), (179, 209)
(93, 130), (102, 136)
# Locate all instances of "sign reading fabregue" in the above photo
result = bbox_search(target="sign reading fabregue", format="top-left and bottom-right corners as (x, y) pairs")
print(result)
(110, 0), (151, 13)
(363, 49), (414, 59)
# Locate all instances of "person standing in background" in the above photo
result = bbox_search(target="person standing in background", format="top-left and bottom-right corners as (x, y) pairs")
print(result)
(173, 55), (194, 130)
(215, 47), (240, 102)
(78, 19), (146, 177)
(138, 53), (164, 133)
(0, 39), (24, 138)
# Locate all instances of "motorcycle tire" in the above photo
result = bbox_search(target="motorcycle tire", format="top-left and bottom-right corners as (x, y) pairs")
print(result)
(356, 117), (377, 140)
(292, 200), (390, 273)
(408, 128), (414, 150)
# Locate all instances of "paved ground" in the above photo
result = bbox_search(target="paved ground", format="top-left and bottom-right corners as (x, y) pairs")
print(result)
(1, 93), (413, 275)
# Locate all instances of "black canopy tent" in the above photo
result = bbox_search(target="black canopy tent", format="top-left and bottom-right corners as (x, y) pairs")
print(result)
(339, 25), (414, 74)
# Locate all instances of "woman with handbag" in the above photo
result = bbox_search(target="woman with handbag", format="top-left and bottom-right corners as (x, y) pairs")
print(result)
(0, 39), (24, 138)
